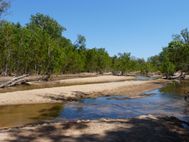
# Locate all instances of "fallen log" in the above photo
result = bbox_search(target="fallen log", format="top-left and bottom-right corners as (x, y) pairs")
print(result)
(42, 74), (51, 81)
(0, 74), (29, 88)
(169, 72), (186, 80)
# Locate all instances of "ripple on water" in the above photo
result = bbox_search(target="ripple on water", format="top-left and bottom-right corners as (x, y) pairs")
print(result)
(0, 80), (189, 128)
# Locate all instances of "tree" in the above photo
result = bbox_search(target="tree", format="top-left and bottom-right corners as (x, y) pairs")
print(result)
(147, 55), (160, 69)
(137, 59), (148, 75)
(116, 53), (131, 75)
(74, 35), (86, 50)
(74, 35), (87, 72)
(27, 13), (65, 39)
(149, 28), (189, 76)
(159, 51), (175, 79)
(173, 28), (189, 44)
(96, 48), (111, 74)
(0, 10), (173, 77)
(85, 48), (111, 73)
(0, 0), (9, 20)
(0, 22), (18, 75)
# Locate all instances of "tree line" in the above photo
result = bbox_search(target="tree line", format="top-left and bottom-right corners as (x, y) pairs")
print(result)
(148, 29), (189, 78)
(1, 0), (189, 78)
(0, 12), (156, 76)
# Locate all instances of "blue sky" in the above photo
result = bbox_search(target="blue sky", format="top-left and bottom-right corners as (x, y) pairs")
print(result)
(5, 0), (189, 59)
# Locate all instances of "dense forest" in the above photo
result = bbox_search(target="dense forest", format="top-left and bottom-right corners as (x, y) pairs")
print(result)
(0, 0), (188, 77)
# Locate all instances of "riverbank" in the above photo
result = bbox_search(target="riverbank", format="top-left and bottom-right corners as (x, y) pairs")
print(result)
(0, 75), (135, 93)
(0, 115), (188, 142)
(0, 76), (169, 106)
(0, 75), (169, 106)
(0, 76), (187, 142)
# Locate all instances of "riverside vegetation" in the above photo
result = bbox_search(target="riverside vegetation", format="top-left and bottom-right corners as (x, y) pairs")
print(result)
(0, 1), (189, 142)
(0, 1), (189, 78)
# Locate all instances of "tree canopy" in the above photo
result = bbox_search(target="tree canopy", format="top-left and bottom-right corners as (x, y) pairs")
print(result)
(1, 5), (188, 77)
(0, 12), (156, 76)
(147, 28), (189, 78)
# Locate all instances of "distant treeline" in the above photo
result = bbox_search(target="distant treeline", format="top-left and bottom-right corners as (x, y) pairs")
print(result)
(0, 13), (158, 76)
(0, 0), (189, 77)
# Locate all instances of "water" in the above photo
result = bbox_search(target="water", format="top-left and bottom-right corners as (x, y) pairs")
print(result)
(135, 75), (154, 81)
(59, 89), (189, 121)
(0, 80), (189, 128)
(0, 104), (63, 128)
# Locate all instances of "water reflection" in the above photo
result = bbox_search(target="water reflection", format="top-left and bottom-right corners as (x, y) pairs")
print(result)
(60, 87), (189, 121)
(0, 80), (189, 128)
(160, 80), (189, 95)
(0, 103), (62, 128)
(135, 76), (153, 81)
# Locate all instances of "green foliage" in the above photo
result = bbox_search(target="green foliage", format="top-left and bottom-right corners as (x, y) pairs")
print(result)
(85, 48), (111, 73)
(150, 28), (189, 75)
(1, 2), (189, 77)
(0, 22), (18, 75)
(160, 52), (176, 78)
(74, 35), (86, 50)
(0, 13), (160, 76)
(28, 13), (65, 39)
(112, 53), (131, 75)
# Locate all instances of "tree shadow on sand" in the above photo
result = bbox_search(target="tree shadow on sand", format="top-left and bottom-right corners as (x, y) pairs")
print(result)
(2, 116), (189, 142)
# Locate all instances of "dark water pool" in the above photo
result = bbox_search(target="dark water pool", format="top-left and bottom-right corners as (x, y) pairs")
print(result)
(0, 80), (189, 128)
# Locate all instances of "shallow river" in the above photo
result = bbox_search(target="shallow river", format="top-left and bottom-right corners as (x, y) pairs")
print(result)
(0, 80), (189, 128)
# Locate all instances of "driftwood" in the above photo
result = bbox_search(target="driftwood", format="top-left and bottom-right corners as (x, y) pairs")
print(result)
(0, 74), (29, 88)
(169, 72), (186, 80)
(42, 74), (51, 81)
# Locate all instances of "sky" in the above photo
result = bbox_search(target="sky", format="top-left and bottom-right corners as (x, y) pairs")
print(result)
(5, 0), (189, 59)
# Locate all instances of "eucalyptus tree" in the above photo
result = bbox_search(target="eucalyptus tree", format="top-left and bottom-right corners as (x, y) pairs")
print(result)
(28, 13), (65, 39)
(158, 29), (189, 73)
(26, 13), (66, 76)
(116, 52), (131, 75)
(85, 48), (111, 73)
(0, 22), (18, 75)
(96, 48), (111, 73)
(159, 51), (175, 79)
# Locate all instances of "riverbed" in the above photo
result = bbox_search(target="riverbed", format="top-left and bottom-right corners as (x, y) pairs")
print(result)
(0, 80), (188, 128)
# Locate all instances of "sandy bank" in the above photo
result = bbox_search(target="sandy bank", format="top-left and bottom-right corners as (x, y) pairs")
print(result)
(0, 115), (188, 142)
(58, 75), (134, 84)
(0, 75), (135, 93)
(0, 77), (168, 106)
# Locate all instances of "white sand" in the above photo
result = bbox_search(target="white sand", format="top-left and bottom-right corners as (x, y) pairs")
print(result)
(0, 76), (165, 106)
(58, 75), (134, 84)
